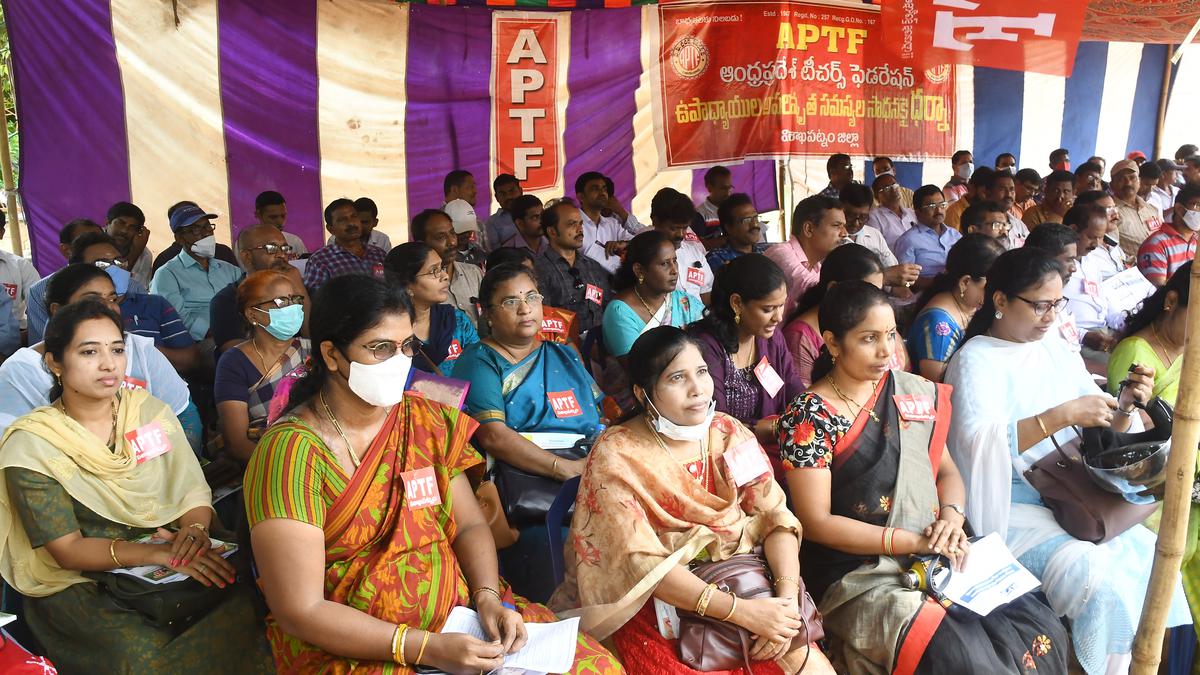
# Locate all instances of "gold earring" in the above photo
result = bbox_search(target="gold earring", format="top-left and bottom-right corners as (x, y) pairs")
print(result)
(734, 308), (741, 324)
(637, 275), (645, 285)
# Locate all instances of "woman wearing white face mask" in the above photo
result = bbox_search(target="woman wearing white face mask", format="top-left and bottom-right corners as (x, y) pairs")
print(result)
(213, 270), (310, 463)
(554, 326), (836, 675)
(243, 274), (621, 674)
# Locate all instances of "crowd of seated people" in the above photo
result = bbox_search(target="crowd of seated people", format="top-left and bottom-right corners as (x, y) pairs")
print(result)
(0, 146), (1196, 673)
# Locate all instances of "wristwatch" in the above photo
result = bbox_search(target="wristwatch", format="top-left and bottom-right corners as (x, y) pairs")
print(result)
(940, 503), (966, 519)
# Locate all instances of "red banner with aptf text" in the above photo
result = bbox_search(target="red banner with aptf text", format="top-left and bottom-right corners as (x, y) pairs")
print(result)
(882, 0), (1088, 77)
(653, 0), (956, 169)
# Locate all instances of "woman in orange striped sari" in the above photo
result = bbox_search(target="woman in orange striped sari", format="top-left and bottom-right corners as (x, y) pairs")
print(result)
(244, 275), (622, 674)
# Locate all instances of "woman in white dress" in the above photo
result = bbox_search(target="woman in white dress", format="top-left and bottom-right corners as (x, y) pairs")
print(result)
(944, 246), (1190, 675)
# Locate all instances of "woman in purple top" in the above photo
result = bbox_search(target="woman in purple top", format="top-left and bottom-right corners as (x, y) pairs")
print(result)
(687, 254), (803, 469)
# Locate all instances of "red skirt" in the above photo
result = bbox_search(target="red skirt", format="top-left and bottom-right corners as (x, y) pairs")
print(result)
(611, 602), (785, 675)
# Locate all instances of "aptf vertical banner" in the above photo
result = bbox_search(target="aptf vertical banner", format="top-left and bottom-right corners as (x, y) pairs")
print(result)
(491, 13), (571, 197)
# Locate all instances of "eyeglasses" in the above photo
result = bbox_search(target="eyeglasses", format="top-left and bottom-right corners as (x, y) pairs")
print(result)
(920, 201), (949, 211)
(179, 222), (215, 237)
(876, 184), (901, 194)
(848, 213), (870, 225)
(92, 258), (129, 270)
(416, 262), (450, 279)
(1013, 295), (1068, 316)
(248, 243), (294, 255)
(255, 294), (305, 309)
(735, 215), (762, 227)
(361, 337), (423, 362)
(982, 220), (1008, 232)
(492, 292), (544, 312)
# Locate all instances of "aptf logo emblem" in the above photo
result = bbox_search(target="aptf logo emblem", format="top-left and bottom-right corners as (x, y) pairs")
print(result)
(924, 64), (952, 85)
(670, 36), (709, 79)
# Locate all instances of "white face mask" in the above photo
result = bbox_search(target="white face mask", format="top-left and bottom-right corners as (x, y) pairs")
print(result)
(1182, 209), (1200, 232)
(346, 353), (413, 407)
(956, 162), (974, 180)
(190, 235), (217, 259)
(647, 398), (715, 442)
(875, 169), (894, 178)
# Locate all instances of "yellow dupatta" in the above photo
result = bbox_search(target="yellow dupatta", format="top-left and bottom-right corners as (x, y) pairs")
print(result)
(0, 388), (212, 597)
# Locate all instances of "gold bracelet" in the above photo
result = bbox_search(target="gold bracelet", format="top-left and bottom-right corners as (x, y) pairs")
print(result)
(695, 583), (717, 617)
(187, 522), (208, 534)
(390, 625), (402, 664)
(1035, 414), (1050, 439)
(884, 527), (895, 557)
(415, 629), (431, 665)
(472, 586), (503, 607)
(552, 457), (560, 475)
(773, 575), (799, 589)
(720, 593), (738, 622)
(396, 624), (410, 666)
(109, 538), (123, 568)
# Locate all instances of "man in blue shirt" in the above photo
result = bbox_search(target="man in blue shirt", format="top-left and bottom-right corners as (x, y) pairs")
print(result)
(895, 185), (963, 291)
(150, 203), (244, 343)
(705, 193), (768, 272)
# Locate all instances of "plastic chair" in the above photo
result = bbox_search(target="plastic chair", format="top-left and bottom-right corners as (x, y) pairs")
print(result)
(545, 475), (582, 587)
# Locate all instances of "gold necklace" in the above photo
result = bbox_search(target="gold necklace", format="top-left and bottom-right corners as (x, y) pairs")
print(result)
(1150, 322), (1180, 368)
(634, 286), (666, 322)
(950, 294), (971, 331)
(490, 338), (532, 364)
(644, 417), (709, 490)
(826, 374), (879, 423)
(59, 395), (120, 451)
(320, 391), (361, 469)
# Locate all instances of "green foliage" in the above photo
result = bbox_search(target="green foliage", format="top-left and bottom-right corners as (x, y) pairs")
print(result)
(0, 7), (17, 184)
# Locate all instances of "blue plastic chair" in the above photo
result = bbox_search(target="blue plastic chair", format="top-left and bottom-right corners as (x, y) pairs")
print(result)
(545, 475), (582, 587)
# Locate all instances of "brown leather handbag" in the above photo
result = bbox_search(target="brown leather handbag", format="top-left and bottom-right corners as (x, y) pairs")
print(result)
(677, 550), (824, 672)
(1022, 429), (1157, 544)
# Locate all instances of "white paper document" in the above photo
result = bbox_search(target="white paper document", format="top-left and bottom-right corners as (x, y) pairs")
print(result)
(1101, 265), (1155, 315)
(433, 606), (579, 675)
(939, 533), (1041, 616)
(520, 432), (584, 450)
(109, 535), (238, 585)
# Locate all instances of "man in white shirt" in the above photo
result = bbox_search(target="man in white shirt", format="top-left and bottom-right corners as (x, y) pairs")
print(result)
(250, 190), (309, 258)
(648, 188), (713, 304)
(0, 210), (41, 333)
(840, 184), (919, 300)
(866, 174), (916, 249)
(981, 171), (1029, 249)
(1148, 159), (1182, 223)
(575, 171), (641, 274)
(1077, 191), (1127, 280)
(695, 165), (732, 236)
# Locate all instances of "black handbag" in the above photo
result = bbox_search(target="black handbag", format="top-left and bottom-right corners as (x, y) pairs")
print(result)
(492, 439), (590, 530)
(86, 550), (238, 633)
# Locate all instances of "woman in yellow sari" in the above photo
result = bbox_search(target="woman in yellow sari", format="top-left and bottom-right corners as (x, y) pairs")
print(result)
(244, 274), (621, 674)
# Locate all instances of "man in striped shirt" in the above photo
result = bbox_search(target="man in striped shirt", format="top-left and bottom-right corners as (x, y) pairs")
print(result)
(1137, 184), (1200, 287)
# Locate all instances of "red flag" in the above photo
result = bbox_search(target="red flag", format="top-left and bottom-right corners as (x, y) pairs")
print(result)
(882, 0), (1089, 77)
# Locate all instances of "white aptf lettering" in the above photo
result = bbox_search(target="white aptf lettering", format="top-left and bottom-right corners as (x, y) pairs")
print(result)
(510, 69), (544, 104)
(512, 147), (544, 180)
(932, 0), (1055, 52)
(506, 28), (548, 64)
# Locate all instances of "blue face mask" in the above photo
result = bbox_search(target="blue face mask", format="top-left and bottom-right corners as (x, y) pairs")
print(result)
(102, 264), (131, 296)
(254, 303), (304, 341)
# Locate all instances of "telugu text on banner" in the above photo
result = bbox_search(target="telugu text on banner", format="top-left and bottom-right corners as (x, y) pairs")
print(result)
(651, 0), (957, 169)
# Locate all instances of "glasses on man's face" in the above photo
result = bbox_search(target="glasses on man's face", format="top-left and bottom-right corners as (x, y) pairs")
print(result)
(249, 243), (294, 255)
(416, 262), (450, 279)
(493, 292), (544, 312)
(735, 215), (761, 227)
(920, 201), (949, 211)
(1013, 295), (1068, 317)
(361, 336), (423, 362)
(877, 184), (901, 195)
(983, 220), (1008, 232)
(92, 258), (128, 270)
(255, 294), (305, 309)
(180, 222), (215, 238)
(848, 213), (870, 226)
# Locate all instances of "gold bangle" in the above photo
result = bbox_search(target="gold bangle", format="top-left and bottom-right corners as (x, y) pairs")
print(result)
(1035, 414), (1050, 439)
(390, 625), (402, 664)
(552, 457), (560, 475)
(187, 523), (208, 534)
(109, 538), (123, 568)
(773, 575), (799, 589)
(884, 527), (895, 557)
(720, 593), (738, 622)
(472, 586), (503, 607)
(396, 624), (410, 666)
(696, 583), (717, 617)
(415, 629), (431, 665)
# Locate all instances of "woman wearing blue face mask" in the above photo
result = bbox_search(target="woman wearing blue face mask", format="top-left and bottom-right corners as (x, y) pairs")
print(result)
(214, 270), (309, 463)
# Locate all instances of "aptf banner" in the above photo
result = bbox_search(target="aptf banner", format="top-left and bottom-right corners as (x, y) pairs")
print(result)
(651, 1), (957, 169)
(491, 12), (571, 195)
(882, 0), (1088, 77)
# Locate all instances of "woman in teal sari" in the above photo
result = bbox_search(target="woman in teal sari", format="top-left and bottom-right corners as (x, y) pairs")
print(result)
(454, 263), (604, 603)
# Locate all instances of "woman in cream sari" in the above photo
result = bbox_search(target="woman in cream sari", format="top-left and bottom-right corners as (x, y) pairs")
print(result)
(554, 326), (836, 674)
(0, 299), (269, 673)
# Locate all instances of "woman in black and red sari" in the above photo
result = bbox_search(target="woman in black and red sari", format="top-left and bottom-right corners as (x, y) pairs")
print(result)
(778, 280), (1067, 675)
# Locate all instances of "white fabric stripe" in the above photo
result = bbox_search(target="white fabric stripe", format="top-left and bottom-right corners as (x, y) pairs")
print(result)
(1162, 44), (1200, 158)
(631, 5), (692, 224)
(1094, 43), (1144, 168)
(111, 0), (230, 255)
(316, 1), (410, 243)
(1019, 72), (1066, 171)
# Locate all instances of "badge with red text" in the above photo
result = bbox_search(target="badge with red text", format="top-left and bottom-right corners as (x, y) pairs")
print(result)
(124, 420), (172, 464)
(1, 283), (14, 300)
(402, 466), (442, 509)
(753, 357), (785, 398)
(445, 340), (462, 361)
(371, 263), (385, 279)
(542, 317), (565, 334)
(548, 390), (583, 418)
(684, 229), (700, 243)
(723, 439), (771, 487)
(893, 395), (936, 422)
(1058, 314), (1080, 345)
(686, 266), (706, 287)
(1145, 216), (1163, 234)
(121, 376), (148, 391)
(1084, 278), (1100, 300)
(585, 284), (603, 305)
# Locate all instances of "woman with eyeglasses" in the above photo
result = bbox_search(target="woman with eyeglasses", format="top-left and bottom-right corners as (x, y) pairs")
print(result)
(213, 270), (310, 464)
(944, 247), (1190, 675)
(907, 234), (1003, 382)
(244, 274), (621, 674)
(453, 263), (605, 601)
(383, 242), (479, 376)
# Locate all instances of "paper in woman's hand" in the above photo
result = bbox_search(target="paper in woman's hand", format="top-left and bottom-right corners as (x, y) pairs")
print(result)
(939, 533), (1040, 616)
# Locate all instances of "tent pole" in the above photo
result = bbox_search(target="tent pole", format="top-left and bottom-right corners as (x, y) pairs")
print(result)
(777, 159), (788, 241)
(1130, 258), (1200, 674)
(1153, 44), (1174, 161)
(0, 57), (22, 258)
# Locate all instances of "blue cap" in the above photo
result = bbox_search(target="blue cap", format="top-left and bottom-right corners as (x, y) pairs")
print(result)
(169, 204), (218, 232)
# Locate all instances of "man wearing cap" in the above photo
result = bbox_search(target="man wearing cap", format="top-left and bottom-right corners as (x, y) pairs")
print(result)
(1149, 159), (1182, 222)
(303, 198), (388, 291)
(150, 203), (245, 342)
(444, 199), (489, 267)
(151, 201), (240, 274)
(1109, 158), (1164, 259)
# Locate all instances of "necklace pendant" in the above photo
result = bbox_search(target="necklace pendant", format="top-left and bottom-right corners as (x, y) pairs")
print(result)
(868, 410), (880, 423)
